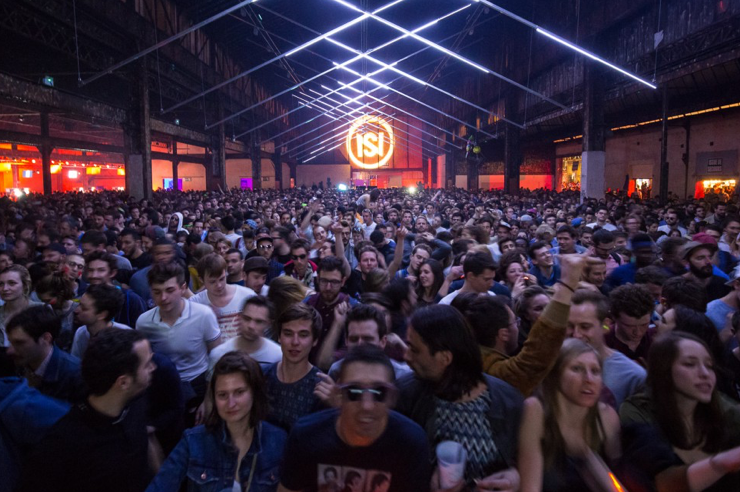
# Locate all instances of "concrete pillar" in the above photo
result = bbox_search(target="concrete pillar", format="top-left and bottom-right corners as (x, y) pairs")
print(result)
(123, 61), (152, 199)
(504, 94), (522, 194)
(467, 153), (480, 190)
(289, 162), (297, 187)
(40, 112), (53, 195)
(504, 126), (521, 194)
(171, 142), (178, 190)
(252, 139), (262, 190)
(208, 98), (227, 192)
(273, 150), (282, 190)
(581, 64), (606, 201)
(445, 147), (456, 189)
(659, 86), (670, 203)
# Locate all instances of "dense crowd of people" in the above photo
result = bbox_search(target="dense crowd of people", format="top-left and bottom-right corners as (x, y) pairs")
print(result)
(1, 184), (740, 492)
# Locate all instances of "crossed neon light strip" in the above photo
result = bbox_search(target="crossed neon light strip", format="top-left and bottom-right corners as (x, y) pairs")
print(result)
(235, 0), (470, 140)
(290, 92), (448, 157)
(213, 2), (480, 131)
(473, 0), (657, 89)
(330, 0), (568, 110)
(290, 87), (451, 158)
(289, 99), (434, 160)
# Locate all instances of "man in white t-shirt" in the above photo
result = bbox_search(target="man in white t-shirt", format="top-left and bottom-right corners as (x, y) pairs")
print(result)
(136, 261), (221, 416)
(439, 251), (497, 305)
(190, 253), (256, 340)
(208, 295), (282, 375)
(71, 283), (131, 359)
(586, 205), (617, 232)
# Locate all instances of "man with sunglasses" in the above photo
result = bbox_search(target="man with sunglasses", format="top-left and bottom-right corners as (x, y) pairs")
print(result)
(251, 232), (285, 284)
(278, 345), (431, 492)
(281, 238), (318, 289)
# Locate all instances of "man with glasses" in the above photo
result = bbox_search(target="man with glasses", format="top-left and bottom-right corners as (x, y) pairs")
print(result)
(282, 238), (317, 289)
(207, 295), (281, 374)
(586, 205), (616, 231)
(305, 257), (358, 357)
(589, 229), (622, 274)
(277, 345), (431, 492)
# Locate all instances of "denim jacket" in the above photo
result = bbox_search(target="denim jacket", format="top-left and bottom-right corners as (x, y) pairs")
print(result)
(146, 421), (287, 492)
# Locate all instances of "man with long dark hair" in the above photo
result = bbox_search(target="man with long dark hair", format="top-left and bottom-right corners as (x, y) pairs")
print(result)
(397, 304), (523, 490)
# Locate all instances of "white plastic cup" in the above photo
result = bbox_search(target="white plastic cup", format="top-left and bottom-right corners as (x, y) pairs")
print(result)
(436, 441), (467, 489)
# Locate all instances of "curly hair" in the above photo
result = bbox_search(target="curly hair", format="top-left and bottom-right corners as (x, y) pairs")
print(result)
(609, 284), (655, 319)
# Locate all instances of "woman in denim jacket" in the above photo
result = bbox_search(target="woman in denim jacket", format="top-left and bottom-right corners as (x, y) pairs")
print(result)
(147, 351), (287, 492)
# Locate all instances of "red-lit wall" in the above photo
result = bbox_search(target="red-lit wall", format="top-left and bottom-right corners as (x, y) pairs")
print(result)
(2, 165), (125, 193)
(477, 174), (553, 190)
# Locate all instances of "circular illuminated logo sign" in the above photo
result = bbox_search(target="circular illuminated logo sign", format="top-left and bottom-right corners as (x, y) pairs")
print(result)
(345, 115), (394, 169)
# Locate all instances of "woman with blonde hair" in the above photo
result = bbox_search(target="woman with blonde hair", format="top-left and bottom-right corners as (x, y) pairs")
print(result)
(519, 339), (621, 492)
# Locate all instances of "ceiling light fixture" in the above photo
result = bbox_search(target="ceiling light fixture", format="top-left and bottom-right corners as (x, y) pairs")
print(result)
(473, 0), (657, 89)
(330, 0), (568, 109)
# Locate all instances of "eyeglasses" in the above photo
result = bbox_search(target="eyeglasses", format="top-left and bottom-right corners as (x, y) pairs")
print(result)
(67, 262), (84, 269)
(292, 254), (307, 260)
(258, 244), (273, 250)
(340, 383), (395, 403)
(319, 278), (342, 287)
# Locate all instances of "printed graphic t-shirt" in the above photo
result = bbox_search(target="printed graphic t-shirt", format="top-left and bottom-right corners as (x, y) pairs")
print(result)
(190, 285), (255, 340)
(280, 409), (431, 492)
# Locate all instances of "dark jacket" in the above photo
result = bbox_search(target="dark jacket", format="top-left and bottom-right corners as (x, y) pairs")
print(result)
(0, 377), (70, 492)
(146, 421), (287, 492)
(18, 398), (151, 492)
(39, 346), (86, 403)
(395, 373), (523, 469)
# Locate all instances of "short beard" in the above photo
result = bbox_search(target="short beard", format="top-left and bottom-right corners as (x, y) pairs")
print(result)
(690, 265), (714, 279)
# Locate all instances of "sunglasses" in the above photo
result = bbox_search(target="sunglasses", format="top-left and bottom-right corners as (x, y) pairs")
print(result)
(258, 244), (273, 250)
(340, 383), (395, 403)
(292, 254), (307, 260)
